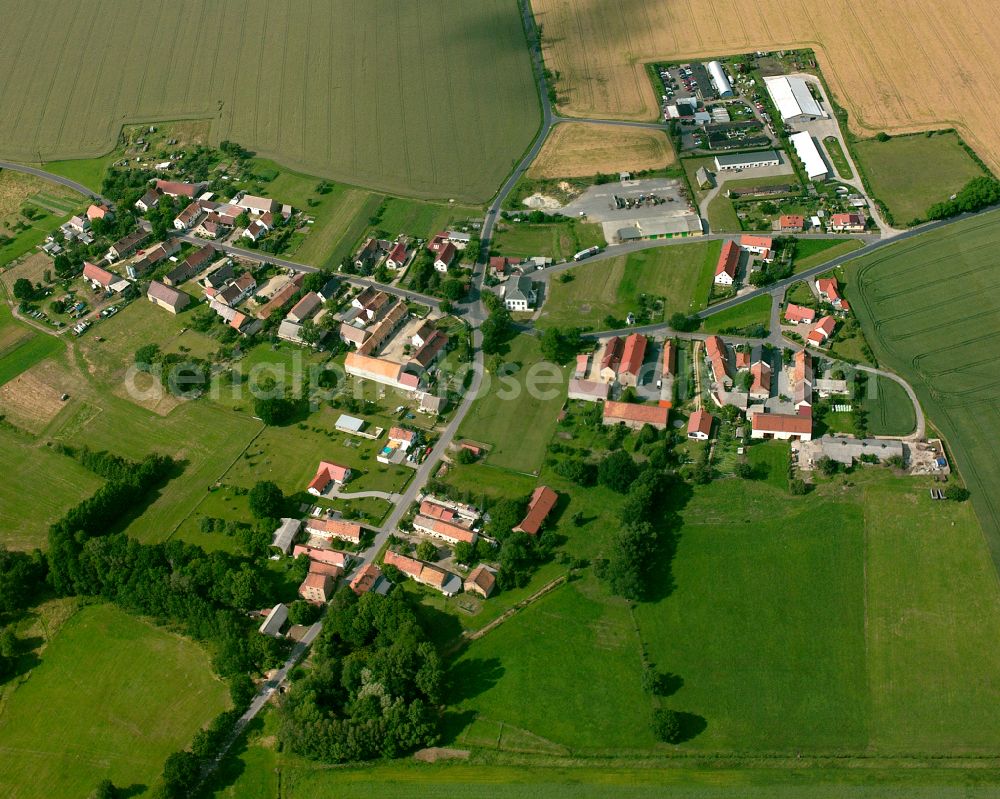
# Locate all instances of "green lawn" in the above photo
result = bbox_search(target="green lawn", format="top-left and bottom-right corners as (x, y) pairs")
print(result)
(701, 295), (771, 335)
(539, 241), (719, 329)
(457, 335), (569, 474)
(0, 210), (72, 267)
(452, 576), (655, 752)
(853, 132), (986, 224)
(0, 425), (103, 550)
(745, 439), (789, 490)
(706, 195), (741, 232)
(862, 375), (916, 436)
(376, 196), (483, 241)
(0, 603), (229, 799)
(822, 136), (854, 179)
(40, 153), (116, 193)
(792, 238), (864, 273)
(492, 220), (604, 261)
(0, 324), (63, 385)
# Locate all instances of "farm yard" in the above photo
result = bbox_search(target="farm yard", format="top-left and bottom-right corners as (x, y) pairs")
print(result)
(0, 0), (539, 202)
(847, 209), (1000, 567)
(853, 132), (987, 224)
(538, 241), (719, 329)
(0, 603), (229, 799)
(527, 123), (675, 179)
(531, 0), (1000, 178)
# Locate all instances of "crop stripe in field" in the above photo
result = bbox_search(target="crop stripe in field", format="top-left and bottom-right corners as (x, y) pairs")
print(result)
(52, 5), (102, 153)
(251, 1), (270, 149)
(869, 285), (985, 325)
(0, 2), (39, 141)
(414, 10), (436, 187)
(76, 0), (121, 153)
(274, 0), (292, 154)
(25, 0), (84, 157)
(884, 305), (1000, 344)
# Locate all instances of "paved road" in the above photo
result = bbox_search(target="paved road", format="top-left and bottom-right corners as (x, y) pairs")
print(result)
(0, 159), (111, 204)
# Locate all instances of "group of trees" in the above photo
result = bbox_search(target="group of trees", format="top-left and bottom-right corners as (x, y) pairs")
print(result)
(481, 292), (514, 355)
(133, 343), (211, 396)
(481, 496), (558, 589)
(539, 326), (582, 364)
(599, 470), (673, 601)
(927, 176), (1000, 220)
(278, 588), (443, 763)
(46, 450), (287, 704)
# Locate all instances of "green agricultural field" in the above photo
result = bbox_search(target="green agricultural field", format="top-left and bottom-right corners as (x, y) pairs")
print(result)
(0, 603), (229, 799)
(0, 426), (103, 550)
(492, 219), (604, 261)
(0, 0), (539, 202)
(457, 335), (569, 474)
(701, 294), (771, 334)
(847, 209), (1000, 563)
(539, 241), (719, 329)
(853, 132), (986, 224)
(792, 237), (864, 273)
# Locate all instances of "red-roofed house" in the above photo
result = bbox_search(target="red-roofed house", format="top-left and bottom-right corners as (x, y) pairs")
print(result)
(464, 565), (497, 598)
(807, 316), (837, 346)
(751, 411), (813, 441)
(304, 517), (363, 545)
(155, 179), (204, 198)
(434, 242), (457, 272)
(383, 551), (462, 596)
(749, 361), (772, 401)
(350, 562), (390, 596)
(299, 571), (334, 604)
(815, 278), (850, 312)
(419, 500), (457, 521)
(514, 486), (558, 535)
(306, 461), (352, 495)
(385, 241), (410, 270)
(687, 409), (713, 440)
(735, 350), (750, 370)
(704, 336), (732, 389)
(599, 336), (624, 382)
(785, 303), (816, 325)
(412, 515), (478, 545)
(778, 214), (805, 232)
(661, 341), (676, 377)
(829, 212), (866, 232)
(618, 333), (647, 387)
(602, 401), (669, 430)
(86, 204), (111, 222)
(740, 234), (773, 255)
(83, 261), (115, 289)
(714, 240), (740, 286)
(292, 545), (351, 570)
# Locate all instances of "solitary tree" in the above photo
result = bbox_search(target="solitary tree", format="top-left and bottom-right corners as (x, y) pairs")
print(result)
(12, 278), (34, 302)
(248, 480), (284, 519)
(652, 708), (683, 743)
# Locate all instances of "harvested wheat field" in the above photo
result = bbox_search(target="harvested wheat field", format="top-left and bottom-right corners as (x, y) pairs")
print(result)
(528, 123), (675, 179)
(0, 364), (68, 433)
(532, 0), (1000, 173)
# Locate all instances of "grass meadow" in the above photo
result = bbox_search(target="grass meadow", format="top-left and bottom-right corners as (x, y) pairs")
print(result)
(792, 238), (864, 273)
(701, 294), (772, 334)
(847, 209), (1000, 563)
(854, 132), (986, 224)
(492, 220), (605, 262)
(0, 604), (228, 799)
(0, 0), (539, 201)
(538, 241), (719, 329)
(457, 335), (569, 474)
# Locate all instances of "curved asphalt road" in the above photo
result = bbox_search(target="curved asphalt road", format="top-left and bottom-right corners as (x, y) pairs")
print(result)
(0, 159), (111, 204)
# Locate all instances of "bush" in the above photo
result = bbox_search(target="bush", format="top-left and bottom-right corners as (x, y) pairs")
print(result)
(945, 485), (970, 502)
(652, 708), (682, 743)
